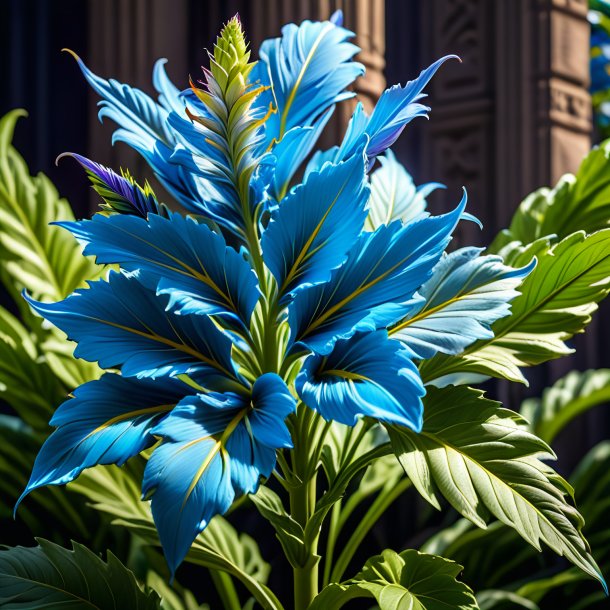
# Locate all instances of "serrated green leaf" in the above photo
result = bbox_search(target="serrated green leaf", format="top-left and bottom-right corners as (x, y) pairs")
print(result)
(0, 538), (160, 609)
(69, 464), (282, 610)
(309, 549), (478, 609)
(421, 231), (610, 385)
(251, 486), (313, 569)
(387, 386), (605, 589)
(0, 110), (104, 303)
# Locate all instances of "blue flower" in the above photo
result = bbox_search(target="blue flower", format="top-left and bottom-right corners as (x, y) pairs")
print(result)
(18, 12), (532, 576)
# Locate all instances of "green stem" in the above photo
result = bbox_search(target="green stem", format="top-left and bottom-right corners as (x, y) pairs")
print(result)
(330, 478), (412, 583)
(322, 499), (342, 586)
(210, 570), (241, 610)
(290, 474), (319, 610)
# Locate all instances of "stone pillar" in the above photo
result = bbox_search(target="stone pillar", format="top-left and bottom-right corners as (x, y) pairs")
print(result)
(86, 0), (189, 207)
(87, 0), (385, 191)
(416, 0), (592, 246)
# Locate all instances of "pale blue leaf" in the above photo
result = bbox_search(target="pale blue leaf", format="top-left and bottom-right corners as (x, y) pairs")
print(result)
(142, 373), (295, 576)
(17, 373), (190, 505)
(59, 212), (260, 325)
(253, 17), (364, 146)
(24, 270), (239, 386)
(391, 247), (536, 359)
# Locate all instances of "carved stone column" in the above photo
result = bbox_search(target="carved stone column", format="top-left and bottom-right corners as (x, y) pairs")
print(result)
(415, 0), (592, 246)
(86, 0), (189, 207)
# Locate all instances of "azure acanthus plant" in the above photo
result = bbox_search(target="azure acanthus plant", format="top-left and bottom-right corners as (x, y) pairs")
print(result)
(16, 11), (606, 609)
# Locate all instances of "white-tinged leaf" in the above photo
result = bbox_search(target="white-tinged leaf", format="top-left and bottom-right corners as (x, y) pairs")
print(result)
(421, 230), (610, 385)
(391, 247), (534, 360)
(365, 150), (442, 230)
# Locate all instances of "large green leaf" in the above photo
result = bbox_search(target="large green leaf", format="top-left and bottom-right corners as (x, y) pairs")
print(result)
(0, 110), (103, 302)
(0, 538), (160, 609)
(309, 549), (478, 609)
(420, 231), (610, 385)
(489, 138), (610, 252)
(69, 464), (282, 610)
(0, 306), (63, 430)
(521, 369), (610, 444)
(387, 386), (605, 588)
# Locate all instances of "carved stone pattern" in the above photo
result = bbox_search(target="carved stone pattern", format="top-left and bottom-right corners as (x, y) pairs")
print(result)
(547, 78), (592, 132)
(431, 0), (490, 100)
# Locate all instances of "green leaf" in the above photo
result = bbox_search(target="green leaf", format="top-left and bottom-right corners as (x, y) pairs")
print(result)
(251, 486), (313, 569)
(387, 386), (605, 588)
(0, 305), (64, 429)
(476, 590), (539, 610)
(0, 415), (91, 537)
(521, 369), (610, 444)
(489, 139), (610, 251)
(421, 231), (610, 385)
(0, 538), (160, 609)
(0, 110), (104, 303)
(69, 464), (283, 610)
(309, 549), (478, 609)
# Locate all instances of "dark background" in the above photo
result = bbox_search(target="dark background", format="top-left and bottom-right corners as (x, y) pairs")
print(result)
(1, 0), (609, 605)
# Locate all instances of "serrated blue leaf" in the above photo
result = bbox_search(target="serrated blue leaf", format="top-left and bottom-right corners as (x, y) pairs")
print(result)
(261, 147), (369, 301)
(142, 373), (294, 576)
(71, 52), (238, 228)
(24, 271), (240, 387)
(296, 331), (424, 430)
(333, 55), (458, 164)
(289, 191), (468, 355)
(268, 107), (334, 200)
(390, 247), (536, 359)
(253, 17), (364, 147)
(16, 373), (190, 510)
(58, 212), (260, 325)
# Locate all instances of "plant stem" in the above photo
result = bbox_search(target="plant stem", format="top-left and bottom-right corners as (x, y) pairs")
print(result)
(330, 477), (412, 583)
(290, 474), (319, 610)
(210, 570), (241, 610)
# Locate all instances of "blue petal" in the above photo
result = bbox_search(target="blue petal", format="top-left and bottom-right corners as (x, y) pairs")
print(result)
(289, 191), (468, 355)
(142, 374), (295, 576)
(249, 373), (296, 448)
(16, 373), (189, 510)
(59, 212), (260, 325)
(253, 17), (364, 146)
(262, 146), (369, 300)
(336, 56), (459, 163)
(390, 247), (536, 359)
(296, 331), (424, 430)
(24, 270), (239, 386)
(70, 51), (237, 228)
